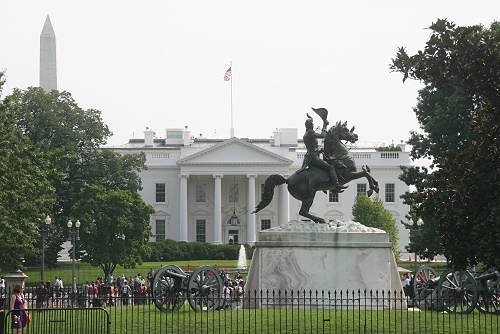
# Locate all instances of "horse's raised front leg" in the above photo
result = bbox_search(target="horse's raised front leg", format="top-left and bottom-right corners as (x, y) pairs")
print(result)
(299, 194), (326, 224)
(344, 168), (379, 197)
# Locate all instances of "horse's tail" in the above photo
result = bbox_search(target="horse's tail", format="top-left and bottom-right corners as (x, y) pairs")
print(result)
(251, 174), (287, 214)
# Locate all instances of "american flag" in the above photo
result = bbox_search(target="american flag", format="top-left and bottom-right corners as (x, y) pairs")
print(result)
(224, 67), (232, 81)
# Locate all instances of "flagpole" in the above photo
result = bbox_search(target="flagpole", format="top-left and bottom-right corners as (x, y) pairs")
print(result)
(230, 61), (234, 138)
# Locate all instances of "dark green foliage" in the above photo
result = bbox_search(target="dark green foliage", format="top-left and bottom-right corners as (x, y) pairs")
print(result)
(147, 240), (252, 262)
(352, 195), (400, 258)
(72, 185), (155, 278)
(391, 20), (500, 269)
(375, 145), (402, 152)
(0, 74), (55, 269)
(0, 83), (151, 272)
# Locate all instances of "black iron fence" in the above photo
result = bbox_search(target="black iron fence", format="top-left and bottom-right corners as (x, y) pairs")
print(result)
(1, 287), (498, 333)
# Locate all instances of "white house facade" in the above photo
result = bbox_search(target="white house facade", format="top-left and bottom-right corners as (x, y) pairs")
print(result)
(105, 127), (411, 255)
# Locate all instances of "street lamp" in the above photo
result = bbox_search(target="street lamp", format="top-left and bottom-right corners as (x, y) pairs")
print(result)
(67, 219), (80, 294)
(41, 215), (51, 282)
(409, 218), (424, 273)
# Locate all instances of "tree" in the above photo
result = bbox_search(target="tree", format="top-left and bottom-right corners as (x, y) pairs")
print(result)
(391, 19), (499, 269)
(352, 195), (400, 258)
(0, 73), (55, 269)
(72, 185), (154, 278)
(3, 87), (147, 266)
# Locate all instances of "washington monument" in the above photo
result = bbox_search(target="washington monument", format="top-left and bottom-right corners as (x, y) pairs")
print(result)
(40, 15), (57, 92)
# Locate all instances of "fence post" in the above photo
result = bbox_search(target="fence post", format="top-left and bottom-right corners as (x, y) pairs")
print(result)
(0, 310), (4, 334)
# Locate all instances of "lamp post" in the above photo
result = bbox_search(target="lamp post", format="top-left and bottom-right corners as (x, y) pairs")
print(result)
(41, 215), (51, 282)
(67, 219), (80, 294)
(409, 218), (424, 273)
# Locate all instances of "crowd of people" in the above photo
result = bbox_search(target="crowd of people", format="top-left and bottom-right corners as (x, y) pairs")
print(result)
(30, 270), (156, 308)
(3, 269), (247, 312)
(219, 271), (245, 309)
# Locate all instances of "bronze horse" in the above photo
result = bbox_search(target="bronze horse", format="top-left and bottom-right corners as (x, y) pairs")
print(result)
(252, 121), (379, 224)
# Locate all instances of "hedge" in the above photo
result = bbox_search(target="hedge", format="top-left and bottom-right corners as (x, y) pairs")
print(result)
(147, 239), (253, 262)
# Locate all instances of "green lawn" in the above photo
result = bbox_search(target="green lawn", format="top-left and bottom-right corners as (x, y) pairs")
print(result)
(2, 259), (448, 288)
(1, 260), (249, 287)
(396, 260), (449, 275)
(19, 303), (498, 334)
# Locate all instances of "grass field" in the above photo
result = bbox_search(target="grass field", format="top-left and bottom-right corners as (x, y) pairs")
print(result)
(12, 301), (498, 334)
(1, 259), (448, 287)
(1, 260), (249, 287)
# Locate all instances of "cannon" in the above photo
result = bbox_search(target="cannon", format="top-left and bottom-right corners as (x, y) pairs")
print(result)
(474, 268), (500, 314)
(411, 266), (441, 310)
(412, 265), (500, 314)
(152, 265), (223, 312)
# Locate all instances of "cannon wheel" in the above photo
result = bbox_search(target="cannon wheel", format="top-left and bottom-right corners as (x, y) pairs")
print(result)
(413, 266), (438, 299)
(476, 269), (500, 314)
(153, 265), (186, 311)
(438, 269), (478, 314)
(187, 266), (223, 312)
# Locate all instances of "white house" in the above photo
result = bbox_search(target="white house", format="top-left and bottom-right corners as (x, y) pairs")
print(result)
(105, 126), (411, 255)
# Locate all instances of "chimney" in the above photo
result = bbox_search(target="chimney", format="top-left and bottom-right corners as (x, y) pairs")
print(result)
(144, 127), (155, 147)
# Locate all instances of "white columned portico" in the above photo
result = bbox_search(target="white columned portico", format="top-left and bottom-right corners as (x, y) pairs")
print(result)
(213, 174), (223, 244)
(247, 174), (257, 245)
(279, 175), (290, 225)
(179, 174), (189, 241)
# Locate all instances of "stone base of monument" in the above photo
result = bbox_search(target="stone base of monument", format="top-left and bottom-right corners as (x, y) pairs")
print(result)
(244, 220), (405, 310)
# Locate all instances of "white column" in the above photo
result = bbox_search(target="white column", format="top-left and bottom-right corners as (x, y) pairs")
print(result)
(279, 175), (290, 225)
(247, 174), (257, 245)
(213, 174), (223, 244)
(179, 174), (189, 241)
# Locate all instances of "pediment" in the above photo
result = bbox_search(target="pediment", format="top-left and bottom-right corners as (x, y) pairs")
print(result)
(177, 138), (293, 166)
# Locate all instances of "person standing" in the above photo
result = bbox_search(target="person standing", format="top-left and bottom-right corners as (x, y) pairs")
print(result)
(35, 281), (47, 309)
(53, 277), (61, 298)
(222, 280), (233, 309)
(81, 281), (90, 308)
(0, 276), (5, 296)
(120, 281), (130, 306)
(10, 284), (28, 333)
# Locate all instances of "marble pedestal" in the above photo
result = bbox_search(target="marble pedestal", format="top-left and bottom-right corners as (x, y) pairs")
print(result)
(244, 220), (404, 309)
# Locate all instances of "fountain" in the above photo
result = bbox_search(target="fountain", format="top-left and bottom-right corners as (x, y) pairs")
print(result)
(237, 245), (247, 269)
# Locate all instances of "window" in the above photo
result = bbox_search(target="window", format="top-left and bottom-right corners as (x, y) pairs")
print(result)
(196, 219), (206, 242)
(155, 219), (166, 241)
(261, 219), (271, 230)
(229, 183), (239, 203)
(155, 183), (166, 202)
(357, 183), (367, 196)
(260, 184), (265, 200)
(196, 183), (207, 203)
(166, 131), (182, 138)
(228, 230), (239, 244)
(328, 191), (339, 203)
(385, 183), (395, 202)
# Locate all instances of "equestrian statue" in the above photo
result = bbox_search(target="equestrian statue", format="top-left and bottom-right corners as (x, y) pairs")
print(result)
(252, 107), (379, 224)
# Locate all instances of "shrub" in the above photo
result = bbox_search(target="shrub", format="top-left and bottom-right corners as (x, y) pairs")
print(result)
(147, 240), (250, 261)
(214, 252), (225, 260)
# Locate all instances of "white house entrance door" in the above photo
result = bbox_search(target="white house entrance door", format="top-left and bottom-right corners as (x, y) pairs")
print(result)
(228, 230), (239, 244)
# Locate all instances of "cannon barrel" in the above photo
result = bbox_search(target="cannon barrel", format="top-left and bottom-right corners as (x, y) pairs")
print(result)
(426, 276), (440, 288)
(476, 271), (499, 282)
(165, 271), (189, 280)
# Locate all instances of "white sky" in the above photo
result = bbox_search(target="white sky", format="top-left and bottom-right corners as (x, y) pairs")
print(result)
(1, 1), (498, 147)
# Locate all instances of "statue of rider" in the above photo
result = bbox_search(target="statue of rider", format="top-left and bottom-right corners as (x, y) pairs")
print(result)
(297, 112), (346, 189)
